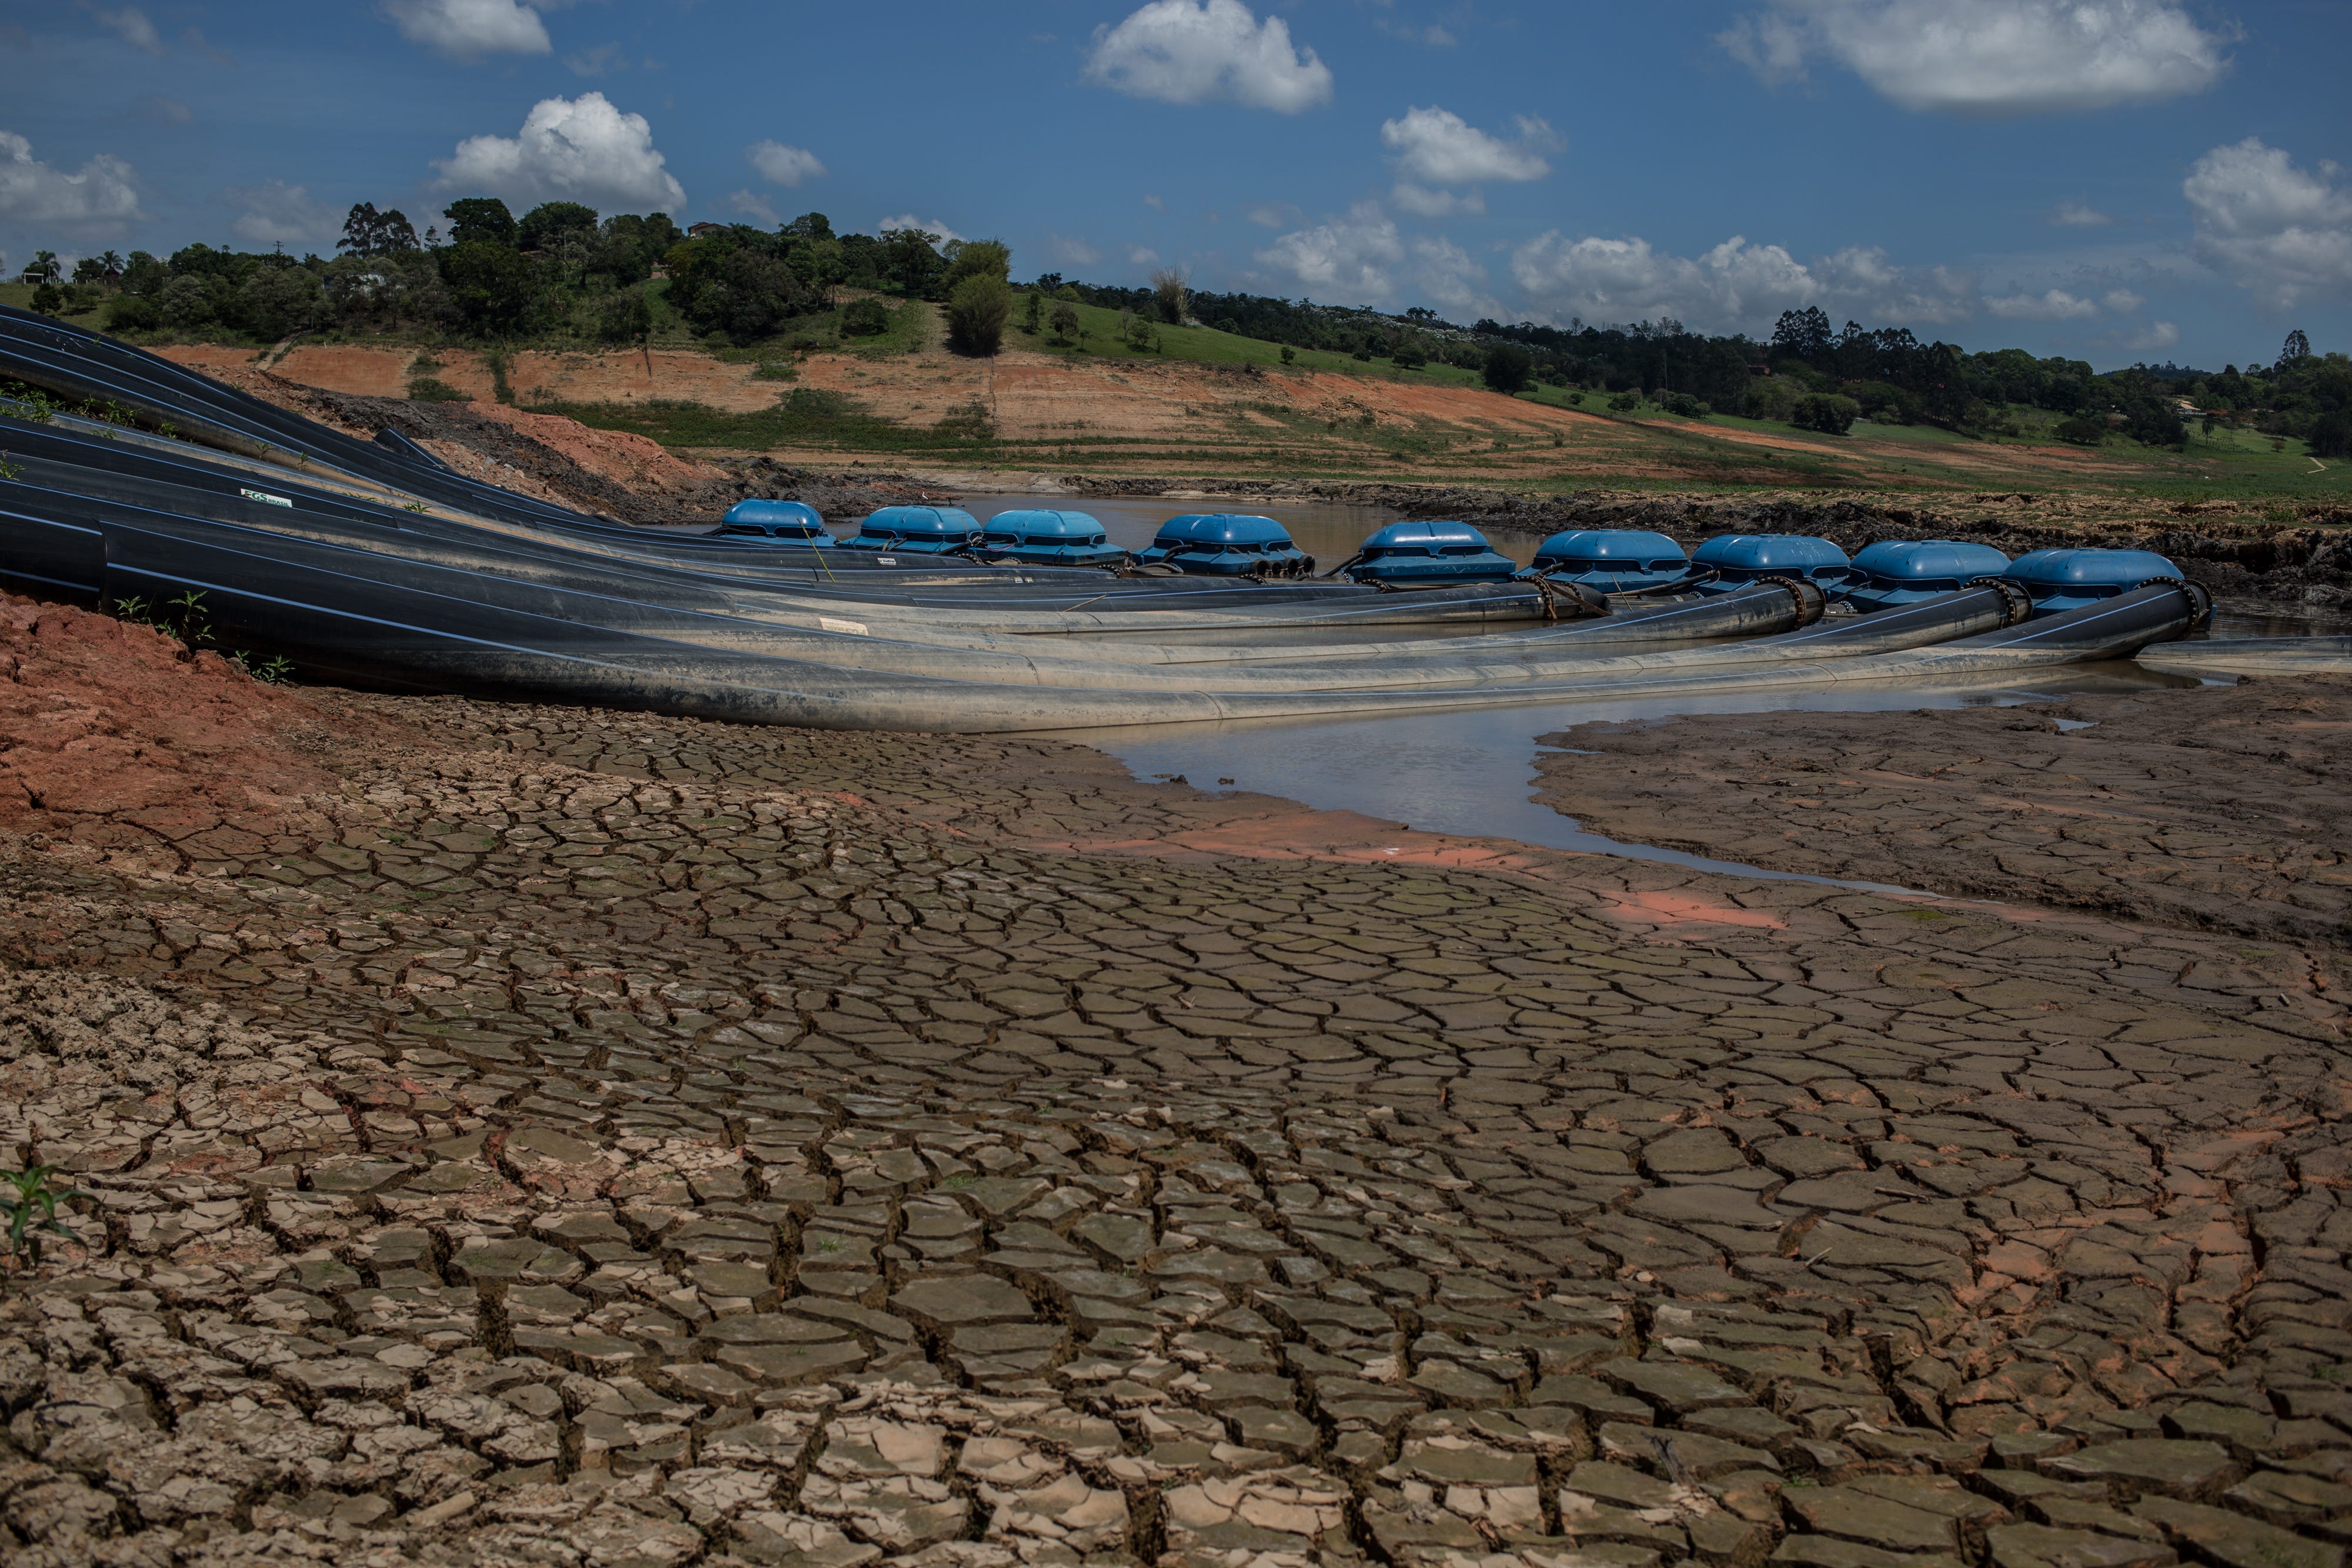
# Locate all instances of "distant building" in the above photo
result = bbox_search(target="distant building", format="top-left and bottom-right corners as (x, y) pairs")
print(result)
(687, 222), (726, 239)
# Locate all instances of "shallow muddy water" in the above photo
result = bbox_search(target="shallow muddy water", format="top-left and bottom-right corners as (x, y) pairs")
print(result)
(1067, 663), (2203, 888)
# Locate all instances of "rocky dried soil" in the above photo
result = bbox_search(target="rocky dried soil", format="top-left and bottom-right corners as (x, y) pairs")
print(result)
(0, 651), (2348, 1568)
(1534, 676), (2352, 950)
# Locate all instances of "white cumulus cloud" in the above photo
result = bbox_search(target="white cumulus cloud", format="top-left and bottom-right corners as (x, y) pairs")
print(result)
(383, 0), (551, 61)
(2050, 200), (2114, 228)
(1251, 206), (1505, 315)
(0, 130), (143, 235)
(1255, 203), (1405, 297)
(1381, 107), (1557, 185)
(1048, 234), (1105, 266)
(877, 214), (965, 245)
(747, 141), (824, 188)
(1391, 183), (1483, 218)
(2107, 319), (2179, 352)
(1509, 230), (1980, 332)
(2183, 137), (2352, 310)
(1985, 287), (2100, 320)
(2102, 287), (2144, 312)
(433, 93), (684, 214)
(729, 190), (781, 226)
(227, 180), (342, 248)
(1085, 0), (1332, 113)
(78, 3), (163, 55)
(1720, 0), (2229, 115)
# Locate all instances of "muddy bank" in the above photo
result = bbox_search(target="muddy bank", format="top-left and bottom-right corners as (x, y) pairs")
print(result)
(1534, 674), (2352, 948)
(0, 593), (426, 872)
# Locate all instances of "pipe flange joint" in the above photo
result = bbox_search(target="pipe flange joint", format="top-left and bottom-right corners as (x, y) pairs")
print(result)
(2134, 573), (2213, 624)
(1756, 574), (1828, 627)
(1965, 574), (2035, 626)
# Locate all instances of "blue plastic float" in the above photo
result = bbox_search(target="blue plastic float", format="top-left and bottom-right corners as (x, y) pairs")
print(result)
(717, 499), (834, 545)
(1842, 539), (2010, 613)
(1689, 533), (1852, 593)
(2000, 548), (2186, 614)
(1525, 529), (1689, 593)
(1134, 513), (1314, 576)
(978, 510), (1127, 569)
(837, 504), (984, 555)
(1341, 519), (1519, 588)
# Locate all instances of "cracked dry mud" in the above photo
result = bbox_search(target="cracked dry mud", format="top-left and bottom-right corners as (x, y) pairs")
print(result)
(1, 690), (2350, 1568)
(1534, 677), (2352, 951)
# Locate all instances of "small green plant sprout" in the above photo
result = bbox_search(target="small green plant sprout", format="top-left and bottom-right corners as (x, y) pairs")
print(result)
(0, 453), (18, 482)
(402, 501), (430, 513)
(230, 651), (295, 684)
(1, 1165), (89, 1276)
(165, 589), (217, 647)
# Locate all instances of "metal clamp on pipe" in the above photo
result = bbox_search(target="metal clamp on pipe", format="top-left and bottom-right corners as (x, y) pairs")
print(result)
(1964, 575), (2036, 626)
(2133, 575), (2213, 627)
(1756, 574), (1829, 628)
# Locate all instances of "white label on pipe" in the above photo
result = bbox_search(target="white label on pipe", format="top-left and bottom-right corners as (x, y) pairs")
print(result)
(818, 617), (869, 637)
(240, 487), (293, 508)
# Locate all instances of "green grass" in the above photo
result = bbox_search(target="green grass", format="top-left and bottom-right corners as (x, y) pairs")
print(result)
(547, 385), (1001, 456)
(1014, 296), (1492, 382)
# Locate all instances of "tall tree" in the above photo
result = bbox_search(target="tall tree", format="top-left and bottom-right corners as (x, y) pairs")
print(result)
(518, 202), (599, 252)
(442, 198), (519, 249)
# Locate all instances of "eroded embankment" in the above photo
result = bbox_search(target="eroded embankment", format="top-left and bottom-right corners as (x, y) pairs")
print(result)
(1535, 673), (2352, 948)
(0, 594), (426, 867)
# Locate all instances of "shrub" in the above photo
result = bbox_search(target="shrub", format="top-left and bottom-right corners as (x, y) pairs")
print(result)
(1392, 345), (1426, 370)
(1659, 390), (1709, 418)
(2309, 413), (2352, 459)
(597, 290), (652, 346)
(1279, 346), (1295, 365)
(1608, 391), (1641, 413)
(1792, 393), (1859, 434)
(1741, 378), (1799, 422)
(945, 275), (1012, 356)
(1047, 300), (1078, 344)
(1149, 267), (1189, 325)
(407, 377), (470, 402)
(2054, 415), (2106, 446)
(29, 283), (64, 316)
(841, 298), (891, 337)
(106, 294), (162, 333)
(1482, 342), (1534, 394)
(942, 239), (1011, 295)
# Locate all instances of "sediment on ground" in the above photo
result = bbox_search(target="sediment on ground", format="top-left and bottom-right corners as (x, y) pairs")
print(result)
(1, 596), (2350, 1568)
(1535, 673), (2352, 948)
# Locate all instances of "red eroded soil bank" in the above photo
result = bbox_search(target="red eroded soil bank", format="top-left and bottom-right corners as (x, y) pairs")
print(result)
(0, 594), (410, 867)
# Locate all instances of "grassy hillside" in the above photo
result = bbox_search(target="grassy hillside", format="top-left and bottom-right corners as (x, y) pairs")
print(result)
(8, 278), (2343, 506)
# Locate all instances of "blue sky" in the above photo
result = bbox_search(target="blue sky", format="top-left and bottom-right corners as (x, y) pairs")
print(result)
(2, 0), (2346, 370)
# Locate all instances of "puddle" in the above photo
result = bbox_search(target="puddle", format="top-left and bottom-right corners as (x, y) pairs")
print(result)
(1065, 663), (2196, 895)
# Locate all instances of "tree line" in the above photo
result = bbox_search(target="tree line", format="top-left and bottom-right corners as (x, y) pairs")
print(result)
(17, 199), (2344, 455)
(32, 196), (1018, 355)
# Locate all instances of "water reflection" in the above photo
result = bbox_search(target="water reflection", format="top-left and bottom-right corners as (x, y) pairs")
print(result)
(1067, 663), (2201, 884)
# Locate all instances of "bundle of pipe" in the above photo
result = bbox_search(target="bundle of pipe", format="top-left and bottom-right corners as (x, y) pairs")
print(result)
(0, 306), (2207, 732)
